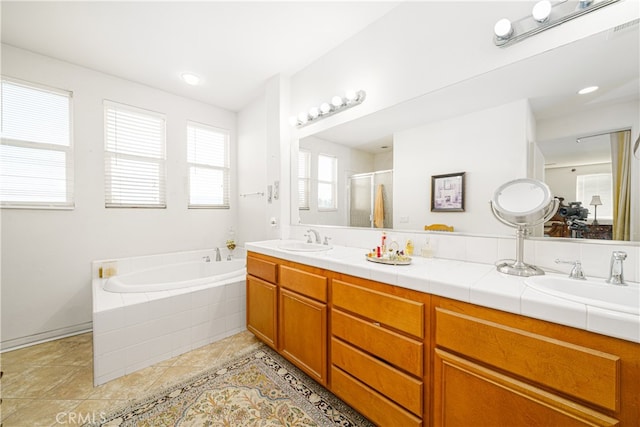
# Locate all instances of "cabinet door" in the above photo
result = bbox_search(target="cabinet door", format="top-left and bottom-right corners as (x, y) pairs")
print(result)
(246, 275), (277, 349)
(279, 288), (327, 385)
(433, 349), (619, 427)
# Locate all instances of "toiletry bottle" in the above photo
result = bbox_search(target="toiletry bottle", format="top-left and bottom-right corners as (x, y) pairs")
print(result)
(421, 238), (433, 258)
(381, 231), (387, 253)
(405, 239), (414, 256)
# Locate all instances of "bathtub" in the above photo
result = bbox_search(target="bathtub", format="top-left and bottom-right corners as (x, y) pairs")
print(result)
(92, 249), (247, 386)
(104, 258), (246, 293)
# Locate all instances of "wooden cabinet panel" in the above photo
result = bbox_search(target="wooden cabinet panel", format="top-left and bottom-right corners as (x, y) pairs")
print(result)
(246, 276), (277, 349)
(433, 349), (619, 427)
(279, 288), (327, 385)
(247, 255), (277, 283)
(435, 307), (620, 411)
(332, 279), (424, 339)
(279, 265), (327, 302)
(332, 337), (423, 416)
(332, 309), (423, 377)
(331, 366), (423, 427)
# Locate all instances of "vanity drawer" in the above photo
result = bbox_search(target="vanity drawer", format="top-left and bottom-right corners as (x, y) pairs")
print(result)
(332, 337), (423, 416)
(332, 309), (423, 377)
(435, 307), (620, 411)
(331, 365), (422, 427)
(247, 255), (277, 283)
(279, 265), (327, 302)
(332, 279), (424, 339)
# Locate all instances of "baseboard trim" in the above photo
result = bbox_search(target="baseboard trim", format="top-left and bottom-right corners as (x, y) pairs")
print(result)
(0, 322), (93, 352)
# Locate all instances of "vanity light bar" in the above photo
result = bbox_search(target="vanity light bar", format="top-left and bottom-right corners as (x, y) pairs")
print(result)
(291, 90), (366, 128)
(494, 0), (620, 47)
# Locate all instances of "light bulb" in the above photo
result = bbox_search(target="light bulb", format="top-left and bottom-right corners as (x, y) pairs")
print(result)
(331, 95), (344, 107)
(345, 90), (357, 102)
(532, 0), (551, 23)
(289, 116), (298, 126)
(494, 18), (513, 39)
(319, 103), (331, 114)
(308, 106), (320, 119)
(297, 112), (308, 124)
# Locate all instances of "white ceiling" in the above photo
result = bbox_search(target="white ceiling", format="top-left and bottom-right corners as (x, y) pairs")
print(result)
(1, 1), (400, 112)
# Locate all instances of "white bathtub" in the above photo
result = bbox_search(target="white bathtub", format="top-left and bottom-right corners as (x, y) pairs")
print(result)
(104, 258), (246, 293)
(92, 249), (247, 386)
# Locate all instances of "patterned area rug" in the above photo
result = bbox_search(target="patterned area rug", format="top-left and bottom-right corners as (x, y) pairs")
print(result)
(87, 345), (373, 426)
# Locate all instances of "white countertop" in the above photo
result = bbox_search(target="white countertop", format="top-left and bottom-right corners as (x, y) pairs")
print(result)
(246, 240), (640, 344)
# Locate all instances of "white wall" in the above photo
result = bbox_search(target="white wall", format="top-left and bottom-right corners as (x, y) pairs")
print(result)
(1, 46), (237, 349)
(393, 99), (530, 235)
(290, 1), (636, 136)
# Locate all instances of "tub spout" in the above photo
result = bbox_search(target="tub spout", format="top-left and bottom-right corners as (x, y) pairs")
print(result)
(215, 248), (222, 262)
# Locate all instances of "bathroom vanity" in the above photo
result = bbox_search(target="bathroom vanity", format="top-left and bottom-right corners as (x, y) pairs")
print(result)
(245, 241), (640, 426)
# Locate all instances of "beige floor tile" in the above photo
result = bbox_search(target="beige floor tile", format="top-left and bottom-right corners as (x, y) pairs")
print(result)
(87, 366), (167, 400)
(0, 329), (261, 423)
(67, 399), (126, 425)
(1, 398), (82, 427)
(1, 366), (84, 398)
(46, 366), (95, 399)
(0, 398), (32, 422)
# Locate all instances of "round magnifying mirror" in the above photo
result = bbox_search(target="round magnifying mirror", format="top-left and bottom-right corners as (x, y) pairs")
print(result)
(492, 179), (553, 225)
(490, 178), (559, 277)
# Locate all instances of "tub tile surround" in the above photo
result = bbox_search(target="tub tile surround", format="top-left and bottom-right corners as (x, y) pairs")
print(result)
(91, 248), (247, 386)
(247, 237), (640, 343)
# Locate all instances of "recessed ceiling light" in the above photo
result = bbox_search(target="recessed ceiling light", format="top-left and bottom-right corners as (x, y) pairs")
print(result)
(578, 85), (599, 95)
(181, 73), (201, 86)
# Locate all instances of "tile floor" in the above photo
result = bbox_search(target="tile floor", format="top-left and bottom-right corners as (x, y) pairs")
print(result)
(0, 330), (261, 426)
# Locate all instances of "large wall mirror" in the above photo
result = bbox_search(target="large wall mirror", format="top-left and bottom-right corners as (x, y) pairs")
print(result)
(291, 23), (639, 242)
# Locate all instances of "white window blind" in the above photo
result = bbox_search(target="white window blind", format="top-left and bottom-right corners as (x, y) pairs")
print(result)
(576, 173), (613, 220)
(187, 121), (230, 208)
(298, 149), (310, 210)
(318, 153), (337, 210)
(104, 101), (166, 208)
(1, 78), (73, 208)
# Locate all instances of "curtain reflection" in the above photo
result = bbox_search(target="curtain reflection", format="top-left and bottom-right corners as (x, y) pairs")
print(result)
(611, 130), (631, 241)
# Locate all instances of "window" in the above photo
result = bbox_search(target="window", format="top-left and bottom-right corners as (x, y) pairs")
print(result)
(317, 154), (337, 210)
(104, 101), (166, 208)
(1, 78), (73, 208)
(298, 149), (310, 210)
(187, 121), (230, 208)
(576, 173), (613, 220)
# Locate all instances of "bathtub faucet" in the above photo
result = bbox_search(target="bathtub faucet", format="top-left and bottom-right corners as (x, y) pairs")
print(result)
(215, 248), (222, 262)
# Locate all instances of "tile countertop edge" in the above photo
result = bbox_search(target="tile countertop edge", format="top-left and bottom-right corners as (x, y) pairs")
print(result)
(246, 240), (640, 344)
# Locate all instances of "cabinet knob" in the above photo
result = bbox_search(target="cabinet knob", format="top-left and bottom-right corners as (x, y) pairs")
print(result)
(373, 322), (381, 327)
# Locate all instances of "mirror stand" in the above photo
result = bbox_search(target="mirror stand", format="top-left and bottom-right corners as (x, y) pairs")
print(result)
(490, 179), (560, 277)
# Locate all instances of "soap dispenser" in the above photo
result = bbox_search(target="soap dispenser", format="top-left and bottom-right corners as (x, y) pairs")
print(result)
(421, 238), (433, 258)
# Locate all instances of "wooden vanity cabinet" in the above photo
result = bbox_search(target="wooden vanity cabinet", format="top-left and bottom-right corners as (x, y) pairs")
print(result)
(246, 253), (278, 349)
(278, 264), (328, 385)
(432, 296), (640, 427)
(330, 274), (429, 427)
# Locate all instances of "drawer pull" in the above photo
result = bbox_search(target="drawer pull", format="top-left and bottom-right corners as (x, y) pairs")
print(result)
(373, 322), (381, 327)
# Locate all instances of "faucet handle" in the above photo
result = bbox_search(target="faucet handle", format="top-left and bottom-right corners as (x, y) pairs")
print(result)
(555, 259), (586, 280)
(304, 233), (312, 243)
(323, 236), (332, 245)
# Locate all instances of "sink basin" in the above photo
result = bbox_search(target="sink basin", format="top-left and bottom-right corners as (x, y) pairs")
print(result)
(524, 276), (639, 315)
(278, 241), (333, 252)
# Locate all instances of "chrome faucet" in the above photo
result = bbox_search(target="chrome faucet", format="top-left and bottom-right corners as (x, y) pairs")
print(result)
(215, 248), (222, 262)
(606, 251), (627, 285)
(307, 229), (321, 244)
(203, 255), (211, 262)
(555, 259), (586, 280)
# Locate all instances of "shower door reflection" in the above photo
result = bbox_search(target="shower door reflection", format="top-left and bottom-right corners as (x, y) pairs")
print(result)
(349, 170), (393, 228)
